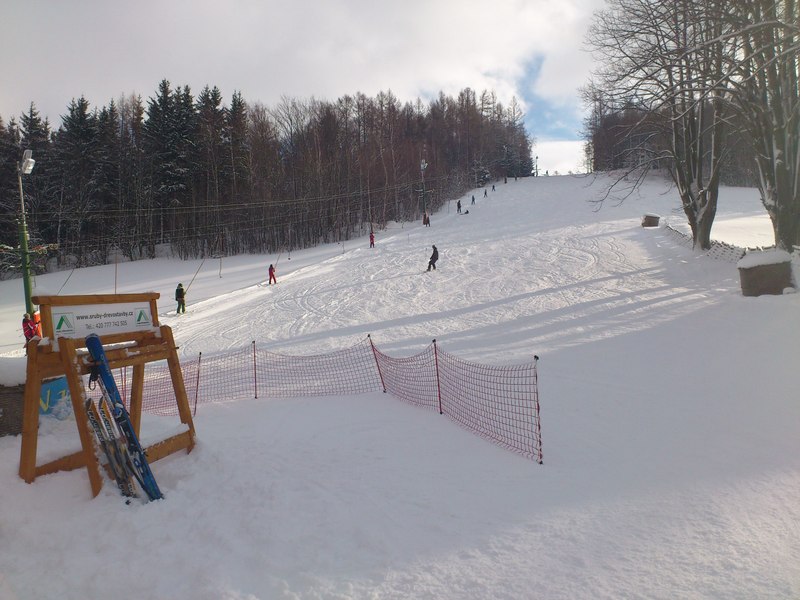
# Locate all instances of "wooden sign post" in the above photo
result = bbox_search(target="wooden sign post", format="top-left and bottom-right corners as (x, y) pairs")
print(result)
(18, 293), (196, 498)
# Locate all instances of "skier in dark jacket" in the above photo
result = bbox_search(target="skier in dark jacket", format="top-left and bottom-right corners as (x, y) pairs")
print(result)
(175, 283), (186, 313)
(427, 245), (439, 271)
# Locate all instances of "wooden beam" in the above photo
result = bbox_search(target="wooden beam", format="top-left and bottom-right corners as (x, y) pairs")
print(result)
(149, 297), (160, 327)
(145, 429), (195, 463)
(39, 304), (54, 339)
(36, 450), (88, 477)
(60, 337), (104, 498)
(71, 330), (161, 350)
(162, 326), (196, 446)
(31, 348), (68, 380)
(67, 340), (168, 376)
(32, 293), (160, 307)
(130, 363), (145, 435)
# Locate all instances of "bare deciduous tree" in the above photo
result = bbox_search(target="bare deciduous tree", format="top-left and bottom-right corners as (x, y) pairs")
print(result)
(724, 0), (799, 250)
(586, 0), (735, 249)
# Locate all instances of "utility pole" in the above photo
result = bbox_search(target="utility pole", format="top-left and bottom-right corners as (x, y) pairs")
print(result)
(420, 158), (428, 216)
(17, 150), (36, 315)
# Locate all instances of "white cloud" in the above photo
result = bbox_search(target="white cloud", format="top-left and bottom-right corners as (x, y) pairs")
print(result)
(1, 0), (605, 141)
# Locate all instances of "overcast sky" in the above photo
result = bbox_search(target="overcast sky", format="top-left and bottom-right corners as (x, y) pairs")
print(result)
(1, 0), (604, 174)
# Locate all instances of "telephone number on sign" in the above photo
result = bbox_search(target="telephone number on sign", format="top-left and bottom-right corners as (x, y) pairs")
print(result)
(87, 320), (129, 330)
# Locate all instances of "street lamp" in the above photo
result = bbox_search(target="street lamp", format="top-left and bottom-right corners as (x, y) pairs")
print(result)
(17, 150), (35, 316)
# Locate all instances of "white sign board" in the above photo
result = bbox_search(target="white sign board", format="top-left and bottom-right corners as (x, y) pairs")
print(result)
(51, 303), (155, 339)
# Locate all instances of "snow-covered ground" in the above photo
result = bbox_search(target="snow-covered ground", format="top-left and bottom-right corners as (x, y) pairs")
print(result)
(1, 173), (798, 599)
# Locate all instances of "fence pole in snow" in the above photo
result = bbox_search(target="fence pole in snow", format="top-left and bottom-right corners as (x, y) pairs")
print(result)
(433, 339), (443, 415)
(193, 352), (202, 417)
(533, 355), (542, 464)
(252, 340), (258, 399)
(368, 334), (387, 392)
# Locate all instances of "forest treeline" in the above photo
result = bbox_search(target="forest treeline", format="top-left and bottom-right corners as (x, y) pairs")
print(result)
(0, 82), (532, 276)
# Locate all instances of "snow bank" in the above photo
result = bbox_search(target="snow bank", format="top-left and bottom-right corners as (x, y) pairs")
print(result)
(0, 356), (27, 385)
(737, 248), (793, 269)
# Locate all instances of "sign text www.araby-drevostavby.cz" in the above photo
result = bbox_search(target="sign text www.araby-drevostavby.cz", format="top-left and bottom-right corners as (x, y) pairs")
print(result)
(51, 304), (154, 338)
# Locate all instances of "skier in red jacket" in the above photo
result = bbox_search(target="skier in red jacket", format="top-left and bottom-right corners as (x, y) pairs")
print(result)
(22, 313), (38, 355)
(268, 264), (277, 285)
(22, 313), (38, 345)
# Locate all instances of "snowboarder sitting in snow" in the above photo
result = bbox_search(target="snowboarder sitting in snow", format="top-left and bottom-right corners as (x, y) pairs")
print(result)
(427, 245), (439, 271)
(268, 264), (277, 284)
(175, 283), (186, 314)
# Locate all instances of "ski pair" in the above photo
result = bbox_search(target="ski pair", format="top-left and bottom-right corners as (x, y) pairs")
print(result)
(85, 334), (164, 502)
(85, 396), (138, 501)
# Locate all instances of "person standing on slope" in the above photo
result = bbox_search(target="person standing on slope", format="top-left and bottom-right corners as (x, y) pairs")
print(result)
(268, 264), (277, 285)
(457, 199), (462, 214)
(22, 313), (37, 342)
(175, 283), (186, 314)
(369, 232), (375, 248)
(427, 245), (439, 271)
(22, 312), (38, 354)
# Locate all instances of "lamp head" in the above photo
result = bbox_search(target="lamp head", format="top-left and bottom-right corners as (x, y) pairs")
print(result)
(21, 150), (35, 174)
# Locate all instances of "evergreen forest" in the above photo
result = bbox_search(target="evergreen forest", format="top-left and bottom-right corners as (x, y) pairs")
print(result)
(0, 81), (532, 276)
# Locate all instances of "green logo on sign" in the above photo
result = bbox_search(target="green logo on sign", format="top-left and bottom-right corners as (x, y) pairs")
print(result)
(55, 314), (74, 333)
(136, 309), (150, 326)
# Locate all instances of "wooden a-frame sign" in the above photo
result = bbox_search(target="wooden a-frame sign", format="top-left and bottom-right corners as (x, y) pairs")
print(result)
(18, 293), (196, 498)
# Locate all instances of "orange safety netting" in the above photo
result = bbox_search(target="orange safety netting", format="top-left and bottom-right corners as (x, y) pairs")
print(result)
(88, 337), (542, 462)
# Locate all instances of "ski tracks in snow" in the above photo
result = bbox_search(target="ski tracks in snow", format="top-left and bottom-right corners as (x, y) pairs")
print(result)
(168, 183), (687, 361)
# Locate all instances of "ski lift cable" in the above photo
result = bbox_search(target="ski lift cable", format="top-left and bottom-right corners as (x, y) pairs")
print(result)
(185, 257), (207, 293)
(56, 267), (77, 295)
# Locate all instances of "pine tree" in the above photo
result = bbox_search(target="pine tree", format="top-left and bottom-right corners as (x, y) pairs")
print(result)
(143, 79), (186, 254)
(53, 96), (100, 264)
(196, 85), (226, 253)
(0, 117), (21, 260)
